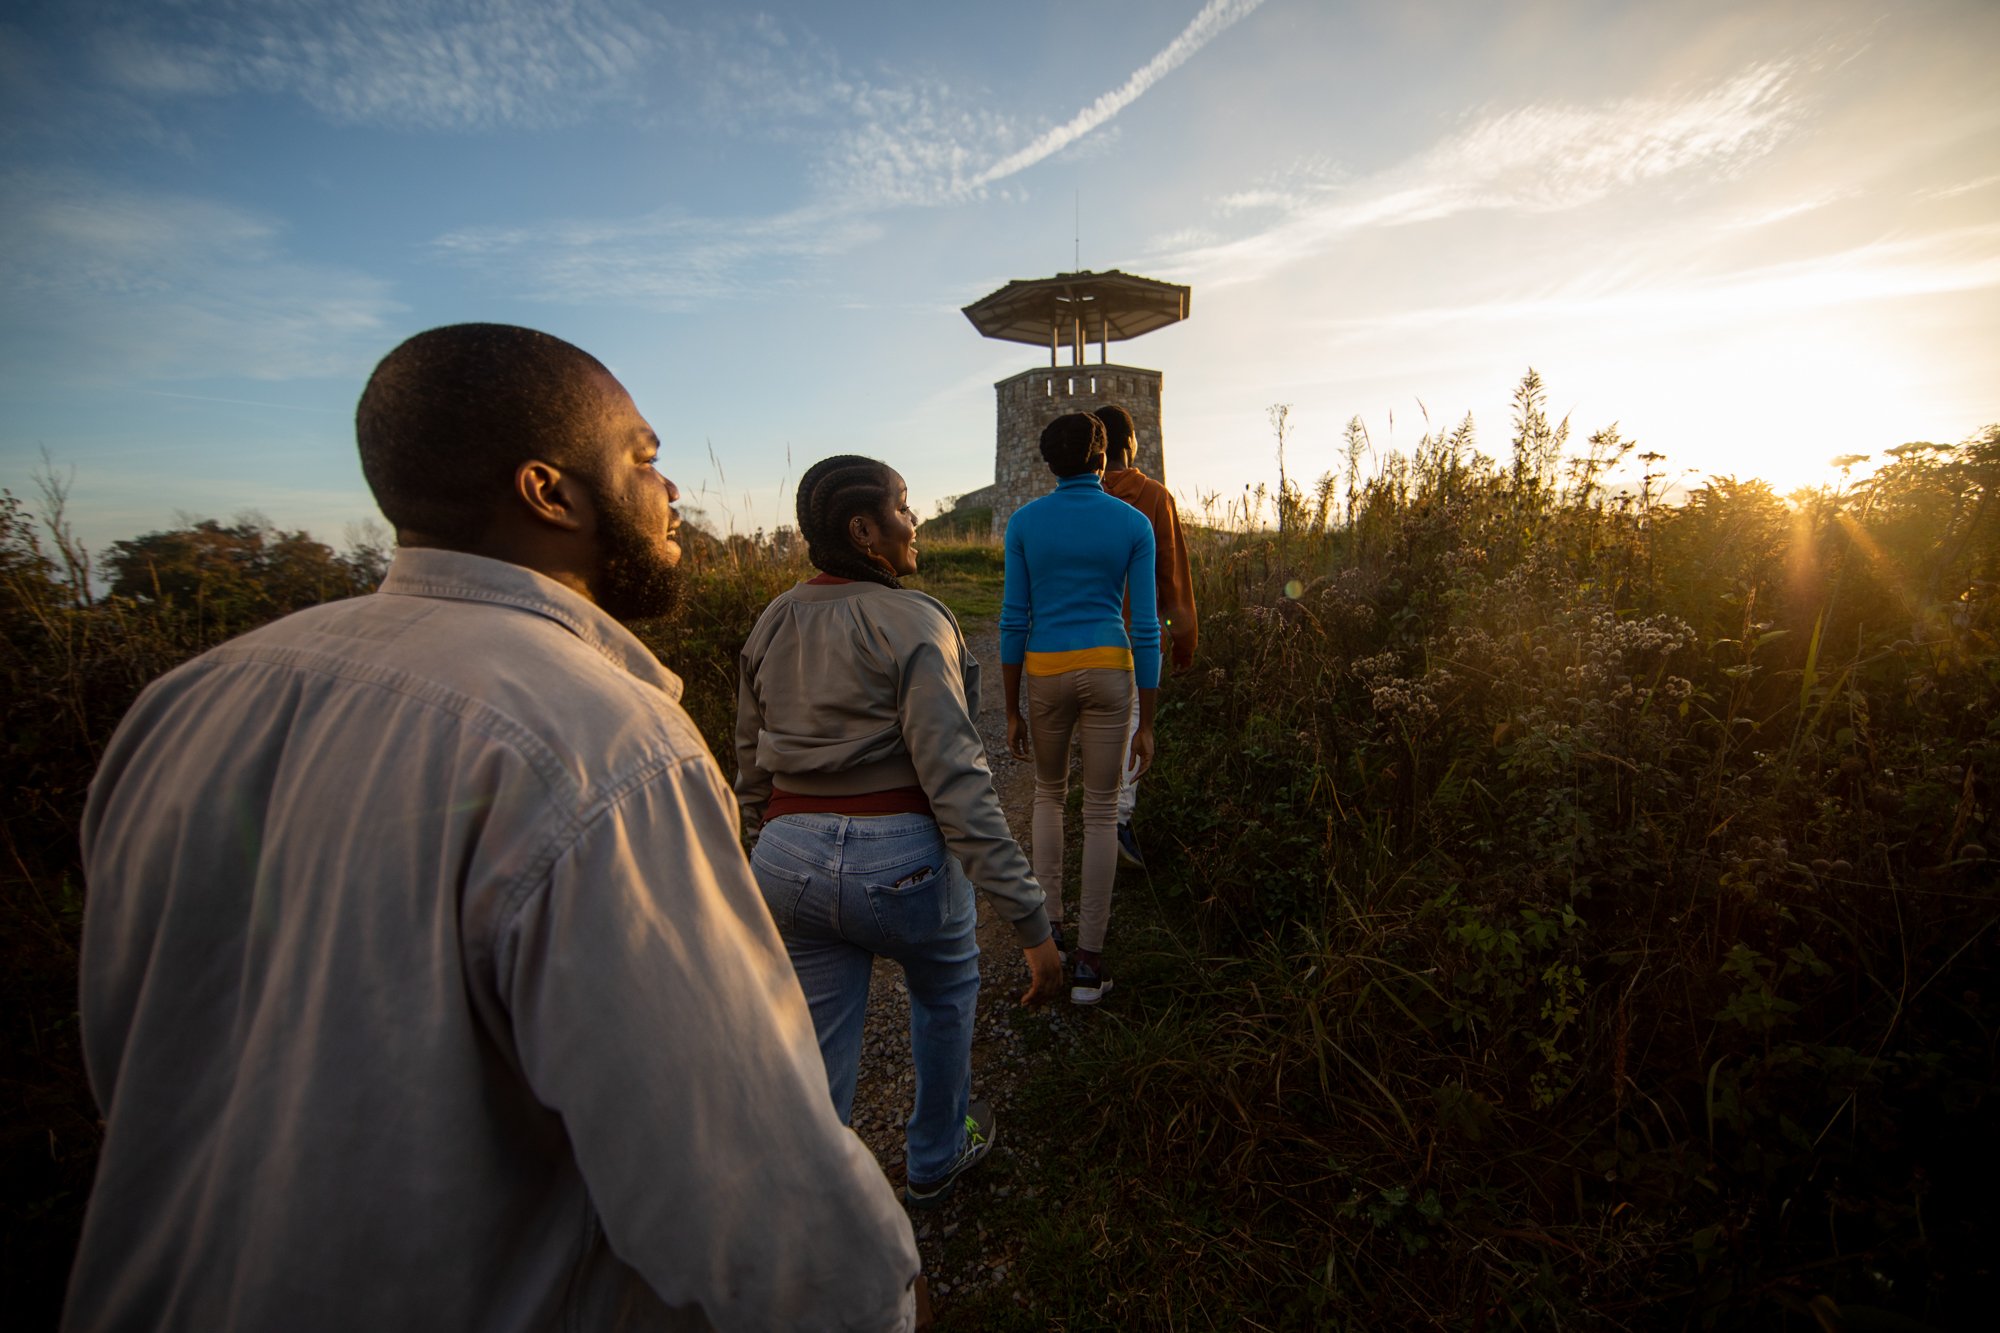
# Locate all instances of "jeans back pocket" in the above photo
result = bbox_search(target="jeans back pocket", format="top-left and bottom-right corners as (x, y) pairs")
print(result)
(749, 857), (814, 934)
(862, 860), (951, 946)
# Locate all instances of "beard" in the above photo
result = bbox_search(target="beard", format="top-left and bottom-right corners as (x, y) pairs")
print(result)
(592, 487), (683, 624)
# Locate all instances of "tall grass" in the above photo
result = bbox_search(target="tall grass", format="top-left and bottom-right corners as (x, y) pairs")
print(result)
(993, 403), (1999, 1328)
(6, 393), (1994, 1327)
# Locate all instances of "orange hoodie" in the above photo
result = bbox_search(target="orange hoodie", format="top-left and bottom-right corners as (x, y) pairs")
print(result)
(1103, 465), (1198, 668)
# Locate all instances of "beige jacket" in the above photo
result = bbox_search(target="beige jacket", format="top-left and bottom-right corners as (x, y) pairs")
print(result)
(72, 549), (917, 1333)
(734, 579), (1050, 948)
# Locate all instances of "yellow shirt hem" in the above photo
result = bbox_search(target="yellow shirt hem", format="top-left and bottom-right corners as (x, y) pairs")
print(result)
(1023, 647), (1134, 676)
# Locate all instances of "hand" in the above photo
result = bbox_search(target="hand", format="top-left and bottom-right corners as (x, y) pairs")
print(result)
(1018, 937), (1064, 1006)
(1172, 649), (1195, 675)
(914, 1274), (933, 1331)
(1129, 725), (1156, 779)
(1007, 712), (1030, 761)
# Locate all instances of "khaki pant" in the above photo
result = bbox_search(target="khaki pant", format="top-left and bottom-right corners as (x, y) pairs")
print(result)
(1026, 667), (1134, 954)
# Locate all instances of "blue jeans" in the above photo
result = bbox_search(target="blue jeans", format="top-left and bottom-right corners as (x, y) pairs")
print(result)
(751, 813), (981, 1185)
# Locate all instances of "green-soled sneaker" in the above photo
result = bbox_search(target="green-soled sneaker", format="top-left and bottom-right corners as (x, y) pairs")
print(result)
(905, 1099), (995, 1209)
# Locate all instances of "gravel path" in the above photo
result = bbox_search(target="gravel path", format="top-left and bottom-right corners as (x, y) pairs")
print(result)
(844, 619), (1083, 1313)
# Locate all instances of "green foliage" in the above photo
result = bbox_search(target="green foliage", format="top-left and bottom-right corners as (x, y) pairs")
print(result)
(1011, 401), (1999, 1327)
(2, 493), (405, 1322)
(916, 501), (994, 544)
(904, 542), (1004, 620)
(105, 516), (383, 631)
(7, 399), (1998, 1328)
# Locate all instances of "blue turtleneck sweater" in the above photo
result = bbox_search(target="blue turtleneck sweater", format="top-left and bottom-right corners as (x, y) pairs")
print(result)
(999, 472), (1162, 690)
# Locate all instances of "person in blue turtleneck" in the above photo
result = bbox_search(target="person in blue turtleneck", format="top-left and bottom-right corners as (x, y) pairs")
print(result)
(999, 412), (1161, 1004)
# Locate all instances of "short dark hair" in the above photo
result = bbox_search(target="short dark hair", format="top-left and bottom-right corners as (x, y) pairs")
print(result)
(795, 455), (902, 589)
(356, 323), (611, 547)
(1039, 413), (1106, 479)
(1091, 404), (1136, 462)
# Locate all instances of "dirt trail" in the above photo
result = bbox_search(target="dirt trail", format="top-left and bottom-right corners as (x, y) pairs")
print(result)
(844, 617), (1075, 1310)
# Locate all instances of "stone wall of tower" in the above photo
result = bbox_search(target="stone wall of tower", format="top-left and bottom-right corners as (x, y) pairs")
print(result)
(970, 363), (1166, 533)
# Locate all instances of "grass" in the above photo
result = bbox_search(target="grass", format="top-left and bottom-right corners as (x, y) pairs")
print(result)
(5, 392), (1996, 1329)
(907, 541), (1006, 621)
(935, 411), (1998, 1329)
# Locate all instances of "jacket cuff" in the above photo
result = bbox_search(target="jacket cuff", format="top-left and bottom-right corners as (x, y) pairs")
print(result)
(1007, 904), (1052, 949)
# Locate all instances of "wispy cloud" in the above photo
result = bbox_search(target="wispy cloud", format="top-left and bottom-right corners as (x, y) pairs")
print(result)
(1161, 58), (1807, 282)
(0, 170), (401, 382)
(70, 1), (1257, 305)
(436, 1), (1264, 305)
(812, 0), (1260, 208)
(1719, 190), (1852, 230)
(88, 0), (677, 131)
(434, 204), (883, 310)
(1304, 224), (2000, 340)
(967, 0), (1265, 189)
(1924, 172), (2000, 202)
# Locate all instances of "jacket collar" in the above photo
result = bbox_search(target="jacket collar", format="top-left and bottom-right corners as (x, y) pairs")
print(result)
(379, 547), (684, 701)
(1055, 473), (1105, 492)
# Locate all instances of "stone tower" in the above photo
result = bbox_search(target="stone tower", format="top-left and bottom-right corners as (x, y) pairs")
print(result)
(956, 269), (1191, 533)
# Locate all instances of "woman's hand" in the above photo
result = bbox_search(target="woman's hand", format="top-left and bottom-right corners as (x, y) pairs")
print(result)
(1019, 937), (1064, 1006)
(1129, 725), (1155, 779)
(1007, 712), (1030, 761)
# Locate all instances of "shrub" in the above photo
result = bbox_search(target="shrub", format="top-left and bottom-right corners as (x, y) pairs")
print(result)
(1069, 401), (1998, 1326)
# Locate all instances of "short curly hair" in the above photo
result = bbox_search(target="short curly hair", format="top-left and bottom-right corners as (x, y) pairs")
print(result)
(1091, 404), (1136, 462)
(1039, 413), (1106, 479)
(356, 323), (610, 547)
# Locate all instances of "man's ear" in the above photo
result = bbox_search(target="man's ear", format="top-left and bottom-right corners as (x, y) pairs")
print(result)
(514, 460), (589, 532)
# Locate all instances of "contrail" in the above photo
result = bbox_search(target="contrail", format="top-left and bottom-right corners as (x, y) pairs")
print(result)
(971, 0), (1265, 188)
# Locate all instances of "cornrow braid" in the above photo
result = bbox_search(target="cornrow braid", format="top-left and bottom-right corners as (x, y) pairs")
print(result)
(795, 455), (904, 589)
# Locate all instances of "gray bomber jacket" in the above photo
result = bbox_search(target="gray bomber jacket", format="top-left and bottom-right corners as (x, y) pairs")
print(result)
(735, 579), (1051, 948)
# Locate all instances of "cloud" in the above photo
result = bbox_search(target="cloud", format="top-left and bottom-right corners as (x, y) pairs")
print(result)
(1149, 225), (1224, 252)
(437, 1), (1264, 303)
(968, 0), (1265, 190)
(1302, 224), (2000, 340)
(812, 0), (1258, 207)
(1212, 158), (1346, 215)
(87, 0), (677, 131)
(61, 1), (1260, 306)
(0, 170), (402, 382)
(1719, 190), (1852, 230)
(433, 204), (884, 310)
(812, 80), (1027, 208)
(1924, 172), (2000, 202)
(1160, 58), (1807, 282)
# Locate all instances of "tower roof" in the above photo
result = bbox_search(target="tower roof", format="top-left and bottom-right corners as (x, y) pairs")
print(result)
(962, 269), (1191, 347)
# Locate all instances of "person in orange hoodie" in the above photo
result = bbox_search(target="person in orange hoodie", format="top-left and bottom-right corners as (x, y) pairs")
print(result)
(1091, 404), (1197, 871)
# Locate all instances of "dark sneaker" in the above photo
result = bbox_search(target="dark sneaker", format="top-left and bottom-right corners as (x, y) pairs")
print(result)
(905, 1099), (995, 1209)
(1049, 921), (1069, 963)
(1071, 955), (1114, 1006)
(1116, 822), (1146, 870)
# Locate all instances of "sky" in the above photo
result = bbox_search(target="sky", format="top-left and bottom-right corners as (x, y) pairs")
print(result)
(2, 0), (1996, 555)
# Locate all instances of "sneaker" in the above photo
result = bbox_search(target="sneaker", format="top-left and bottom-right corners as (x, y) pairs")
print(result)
(1071, 953), (1115, 1006)
(1048, 921), (1069, 963)
(1116, 822), (1146, 870)
(905, 1099), (995, 1209)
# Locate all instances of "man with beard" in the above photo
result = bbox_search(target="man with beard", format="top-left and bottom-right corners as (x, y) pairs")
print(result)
(65, 325), (923, 1332)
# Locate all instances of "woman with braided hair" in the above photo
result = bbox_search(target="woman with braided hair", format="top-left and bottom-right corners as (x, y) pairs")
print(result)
(735, 455), (1064, 1209)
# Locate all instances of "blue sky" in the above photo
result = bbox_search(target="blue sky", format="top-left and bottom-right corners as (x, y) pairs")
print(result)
(3, 0), (1996, 555)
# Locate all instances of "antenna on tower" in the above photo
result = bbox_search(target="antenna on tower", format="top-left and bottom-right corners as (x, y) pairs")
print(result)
(1074, 191), (1080, 270)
